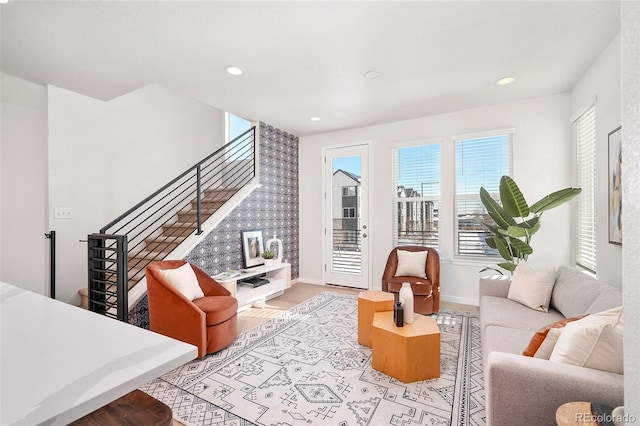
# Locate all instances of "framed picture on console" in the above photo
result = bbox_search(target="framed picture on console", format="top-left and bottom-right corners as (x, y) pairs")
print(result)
(608, 126), (622, 245)
(241, 229), (265, 268)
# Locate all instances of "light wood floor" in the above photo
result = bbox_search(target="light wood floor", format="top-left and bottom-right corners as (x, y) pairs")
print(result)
(238, 282), (478, 334)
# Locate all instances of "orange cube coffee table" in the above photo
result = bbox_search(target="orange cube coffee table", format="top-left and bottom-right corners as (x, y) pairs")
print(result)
(358, 291), (395, 348)
(371, 311), (440, 382)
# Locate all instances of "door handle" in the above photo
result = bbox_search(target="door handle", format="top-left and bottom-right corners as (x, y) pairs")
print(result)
(362, 233), (368, 238)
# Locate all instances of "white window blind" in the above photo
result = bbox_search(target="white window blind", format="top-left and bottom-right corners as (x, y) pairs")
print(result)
(574, 105), (597, 273)
(455, 132), (512, 257)
(393, 143), (441, 249)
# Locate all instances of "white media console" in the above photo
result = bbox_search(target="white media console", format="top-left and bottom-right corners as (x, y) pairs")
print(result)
(214, 262), (291, 310)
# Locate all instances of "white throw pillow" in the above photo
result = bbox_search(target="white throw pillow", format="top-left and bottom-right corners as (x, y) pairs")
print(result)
(581, 306), (624, 337)
(534, 327), (562, 359)
(549, 319), (624, 374)
(394, 250), (427, 278)
(507, 261), (556, 312)
(160, 263), (205, 301)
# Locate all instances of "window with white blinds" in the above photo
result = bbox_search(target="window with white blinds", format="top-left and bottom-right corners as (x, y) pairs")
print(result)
(393, 143), (441, 249)
(455, 132), (512, 257)
(574, 105), (597, 273)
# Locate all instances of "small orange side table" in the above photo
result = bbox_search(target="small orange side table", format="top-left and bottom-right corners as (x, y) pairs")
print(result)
(357, 291), (395, 347)
(372, 311), (440, 382)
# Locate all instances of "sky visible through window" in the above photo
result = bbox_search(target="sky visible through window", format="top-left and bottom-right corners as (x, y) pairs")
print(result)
(333, 156), (361, 177)
(331, 136), (508, 198)
(397, 144), (441, 197)
(229, 114), (251, 141)
(455, 135), (511, 196)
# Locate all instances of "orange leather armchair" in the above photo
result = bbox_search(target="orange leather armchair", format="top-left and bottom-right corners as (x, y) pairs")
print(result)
(382, 246), (440, 315)
(146, 260), (238, 358)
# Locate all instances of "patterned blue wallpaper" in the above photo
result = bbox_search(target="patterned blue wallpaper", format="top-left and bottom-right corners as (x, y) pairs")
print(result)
(185, 122), (299, 277)
(128, 122), (299, 328)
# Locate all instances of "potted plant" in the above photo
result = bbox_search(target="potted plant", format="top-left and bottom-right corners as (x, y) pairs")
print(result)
(480, 175), (581, 272)
(262, 249), (276, 267)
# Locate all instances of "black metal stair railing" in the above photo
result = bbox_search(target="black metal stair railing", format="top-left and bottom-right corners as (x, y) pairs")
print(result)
(87, 127), (256, 321)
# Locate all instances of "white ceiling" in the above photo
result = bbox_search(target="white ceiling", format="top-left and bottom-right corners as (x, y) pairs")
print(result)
(0, 1), (620, 137)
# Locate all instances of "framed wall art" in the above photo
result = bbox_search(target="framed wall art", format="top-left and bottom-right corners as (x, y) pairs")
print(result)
(241, 229), (265, 268)
(608, 126), (622, 245)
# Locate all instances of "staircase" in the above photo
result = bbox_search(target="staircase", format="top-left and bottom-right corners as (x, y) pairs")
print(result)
(87, 128), (257, 321)
(126, 188), (239, 289)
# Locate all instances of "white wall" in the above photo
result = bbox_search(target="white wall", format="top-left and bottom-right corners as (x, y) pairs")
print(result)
(0, 74), (48, 295)
(571, 33), (622, 287)
(44, 84), (224, 304)
(622, 0), (640, 415)
(300, 94), (571, 305)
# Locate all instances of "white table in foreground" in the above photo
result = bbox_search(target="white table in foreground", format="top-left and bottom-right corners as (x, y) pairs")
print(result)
(0, 282), (197, 426)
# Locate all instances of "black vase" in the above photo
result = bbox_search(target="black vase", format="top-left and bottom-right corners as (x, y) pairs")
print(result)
(394, 302), (404, 327)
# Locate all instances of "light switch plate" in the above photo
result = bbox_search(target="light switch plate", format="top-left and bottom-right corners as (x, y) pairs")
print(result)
(54, 207), (73, 219)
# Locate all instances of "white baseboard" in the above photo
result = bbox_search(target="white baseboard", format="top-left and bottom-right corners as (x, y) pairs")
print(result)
(440, 294), (479, 307)
(295, 278), (324, 286)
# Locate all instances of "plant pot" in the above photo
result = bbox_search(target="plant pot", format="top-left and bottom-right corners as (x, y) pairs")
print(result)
(264, 259), (274, 267)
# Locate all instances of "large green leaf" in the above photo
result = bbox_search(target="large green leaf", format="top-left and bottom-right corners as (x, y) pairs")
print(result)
(494, 236), (513, 262)
(485, 236), (497, 249)
(497, 262), (517, 272)
(480, 187), (516, 229)
(509, 237), (533, 256)
(529, 187), (582, 213)
(507, 217), (540, 238)
(507, 225), (528, 238)
(520, 216), (540, 229)
(482, 222), (503, 236)
(526, 219), (542, 236)
(500, 176), (530, 218)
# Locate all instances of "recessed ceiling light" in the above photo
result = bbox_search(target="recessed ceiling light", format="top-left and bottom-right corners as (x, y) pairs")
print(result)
(496, 76), (515, 85)
(225, 66), (244, 76)
(310, 117), (321, 122)
(364, 70), (379, 80)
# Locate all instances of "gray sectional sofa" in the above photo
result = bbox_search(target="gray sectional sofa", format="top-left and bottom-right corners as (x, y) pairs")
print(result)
(479, 266), (623, 426)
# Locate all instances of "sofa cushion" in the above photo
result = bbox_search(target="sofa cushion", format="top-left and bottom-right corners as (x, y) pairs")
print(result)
(522, 315), (586, 357)
(507, 261), (556, 312)
(480, 296), (564, 334)
(483, 325), (535, 356)
(550, 320), (623, 374)
(586, 288), (623, 314)
(550, 266), (618, 318)
(394, 249), (427, 278)
(533, 327), (562, 359)
(549, 307), (623, 373)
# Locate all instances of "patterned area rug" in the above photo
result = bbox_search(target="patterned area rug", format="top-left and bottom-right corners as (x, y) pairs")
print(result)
(141, 292), (485, 425)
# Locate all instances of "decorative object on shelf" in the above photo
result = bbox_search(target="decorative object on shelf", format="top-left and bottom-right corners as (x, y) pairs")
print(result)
(399, 282), (414, 324)
(608, 126), (622, 245)
(265, 234), (283, 264)
(393, 302), (404, 327)
(261, 249), (276, 267)
(480, 175), (581, 272)
(241, 229), (264, 268)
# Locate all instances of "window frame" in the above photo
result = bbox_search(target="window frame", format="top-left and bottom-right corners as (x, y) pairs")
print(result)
(342, 207), (356, 218)
(224, 112), (252, 161)
(573, 103), (597, 273)
(453, 129), (514, 260)
(392, 139), (442, 250)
